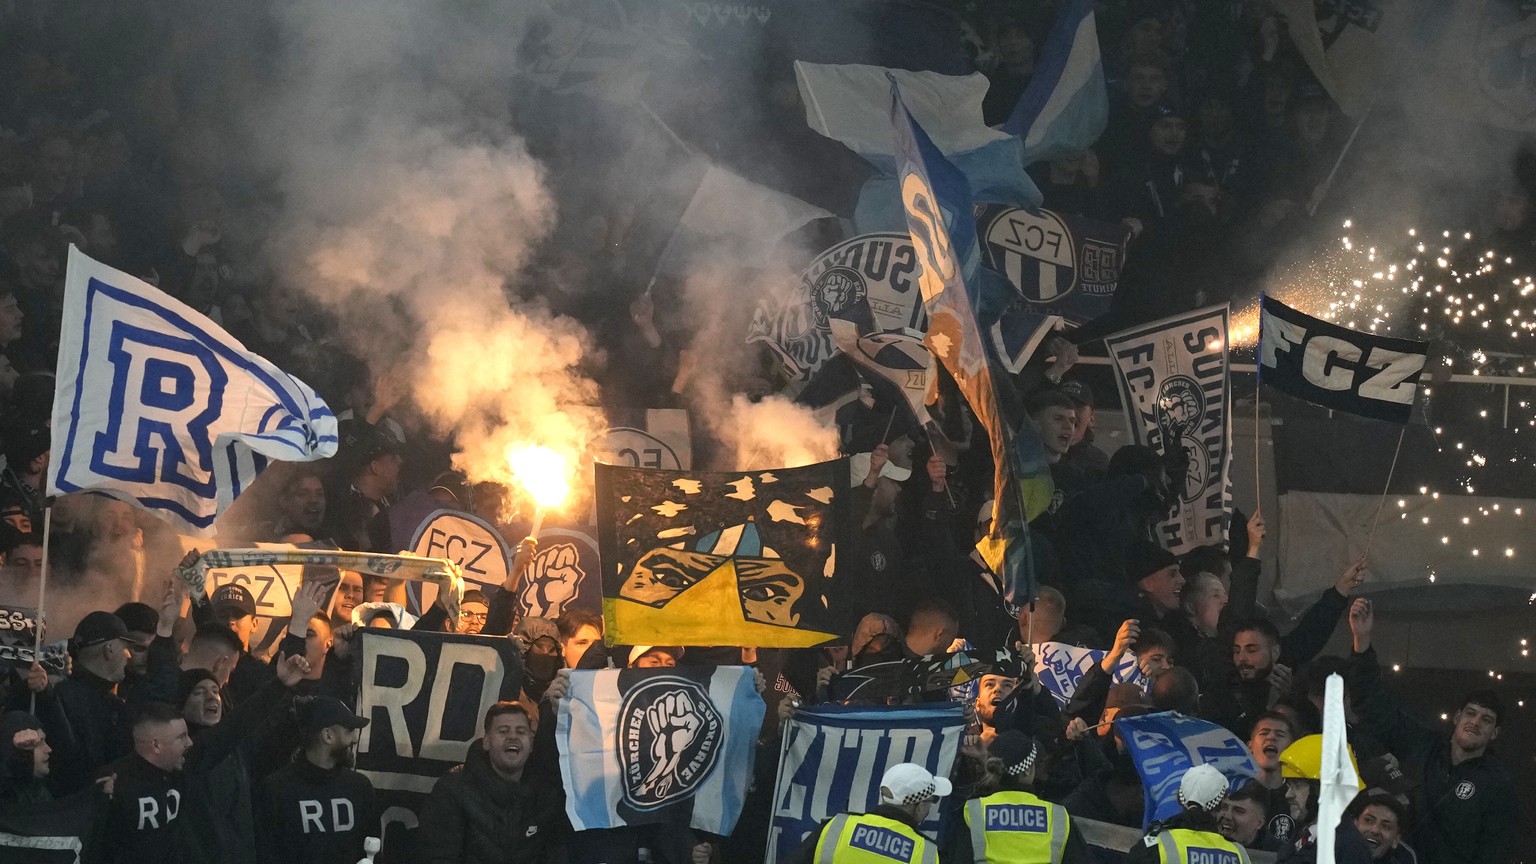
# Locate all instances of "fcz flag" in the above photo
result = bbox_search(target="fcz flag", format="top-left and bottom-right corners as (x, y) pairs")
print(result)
(49, 246), (337, 535)
(558, 667), (764, 835)
(1115, 711), (1257, 828)
(595, 459), (848, 648)
(1258, 295), (1427, 423)
(889, 82), (1053, 605)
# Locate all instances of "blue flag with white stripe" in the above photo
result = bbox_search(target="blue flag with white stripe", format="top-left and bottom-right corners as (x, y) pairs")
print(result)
(890, 82), (1053, 606)
(1116, 711), (1259, 828)
(48, 246), (337, 536)
(1000, 0), (1108, 163)
(767, 704), (965, 864)
(558, 666), (764, 835)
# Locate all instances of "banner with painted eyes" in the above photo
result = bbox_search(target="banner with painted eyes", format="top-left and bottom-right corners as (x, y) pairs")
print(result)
(594, 458), (849, 648)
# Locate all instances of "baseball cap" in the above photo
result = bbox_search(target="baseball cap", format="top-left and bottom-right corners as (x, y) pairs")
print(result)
(210, 584), (256, 618)
(1058, 379), (1095, 409)
(72, 611), (128, 648)
(1125, 540), (1179, 585)
(627, 645), (684, 667)
(1177, 764), (1229, 811)
(296, 696), (369, 737)
(879, 763), (953, 805)
(2, 422), (49, 469)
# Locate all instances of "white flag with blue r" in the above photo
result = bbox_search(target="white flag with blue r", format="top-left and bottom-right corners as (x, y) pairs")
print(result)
(48, 246), (338, 536)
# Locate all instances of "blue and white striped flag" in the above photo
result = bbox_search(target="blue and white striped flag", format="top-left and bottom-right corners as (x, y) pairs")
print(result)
(1031, 641), (1146, 707)
(1000, 0), (1108, 163)
(48, 246), (337, 536)
(1116, 711), (1259, 828)
(558, 666), (764, 835)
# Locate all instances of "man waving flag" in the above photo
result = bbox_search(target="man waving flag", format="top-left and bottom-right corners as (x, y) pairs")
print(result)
(49, 246), (338, 535)
(889, 82), (1054, 606)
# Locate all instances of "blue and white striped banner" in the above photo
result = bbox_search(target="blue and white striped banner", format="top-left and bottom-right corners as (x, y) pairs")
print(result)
(558, 666), (764, 835)
(1032, 641), (1146, 707)
(48, 246), (337, 535)
(1116, 711), (1258, 828)
(766, 704), (965, 863)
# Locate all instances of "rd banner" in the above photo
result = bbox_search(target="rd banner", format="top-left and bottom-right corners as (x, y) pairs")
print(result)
(766, 704), (965, 864)
(356, 629), (524, 836)
(1106, 304), (1232, 554)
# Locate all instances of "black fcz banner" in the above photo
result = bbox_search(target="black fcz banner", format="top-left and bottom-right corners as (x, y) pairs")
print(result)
(1258, 295), (1428, 423)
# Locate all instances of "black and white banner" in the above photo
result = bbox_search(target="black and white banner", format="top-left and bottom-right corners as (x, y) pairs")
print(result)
(1259, 295), (1427, 423)
(0, 604), (66, 674)
(748, 233), (930, 380)
(355, 629), (524, 835)
(1107, 304), (1233, 554)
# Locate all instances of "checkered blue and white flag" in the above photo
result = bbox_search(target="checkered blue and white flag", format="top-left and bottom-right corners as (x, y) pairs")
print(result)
(48, 246), (338, 535)
(558, 666), (765, 836)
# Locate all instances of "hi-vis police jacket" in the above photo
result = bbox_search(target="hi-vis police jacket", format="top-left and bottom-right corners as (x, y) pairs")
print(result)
(960, 791), (1070, 863)
(812, 811), (939, 864)
(1136, 828), (1252, 864)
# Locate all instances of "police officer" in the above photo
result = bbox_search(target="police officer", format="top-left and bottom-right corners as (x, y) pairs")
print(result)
(1127, 764), (1253, 864)
(946, 730), (1091, 863)
(785, 762), (948, 864)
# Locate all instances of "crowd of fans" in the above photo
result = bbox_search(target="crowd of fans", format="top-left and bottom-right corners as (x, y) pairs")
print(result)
(0, 0), (1525, 862)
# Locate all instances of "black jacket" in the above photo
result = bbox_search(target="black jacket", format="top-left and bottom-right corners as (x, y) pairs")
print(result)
(257, 755), (376, 864)
(1349, 647), (1517, 864)
(417, 741), (568, 864)
(98, 753), (189, 864)
(31, 668), (131, 794)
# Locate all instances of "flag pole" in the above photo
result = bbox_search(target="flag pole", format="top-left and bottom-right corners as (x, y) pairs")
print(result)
(29, 508), (52, 714)
(1362, 425), (1408, 559)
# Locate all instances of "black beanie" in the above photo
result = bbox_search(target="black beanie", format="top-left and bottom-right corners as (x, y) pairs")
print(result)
(114, 602), (159, 636)
(177, 668), (218, 708)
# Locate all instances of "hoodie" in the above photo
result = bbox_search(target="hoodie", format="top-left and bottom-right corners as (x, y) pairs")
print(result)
(417, 739), (568, 864)
(257, 753), (376, 864)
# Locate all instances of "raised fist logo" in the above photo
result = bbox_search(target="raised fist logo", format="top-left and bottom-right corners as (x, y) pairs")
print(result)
(519, 543), (585, 618)
(641, 691), (702, 798)
(617, 677), (724, 809)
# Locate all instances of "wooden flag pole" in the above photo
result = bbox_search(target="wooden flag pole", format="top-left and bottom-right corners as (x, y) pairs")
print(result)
(30, 508), (52, 714)
(1362, 425), (1409, 559)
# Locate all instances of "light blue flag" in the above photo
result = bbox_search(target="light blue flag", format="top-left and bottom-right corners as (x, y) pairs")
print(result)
(795, 62), (1042, 233)
(1001, 0), (1109, 164)
(558, 666), (764, 835)
(1116, 711), (1260, 828)
(890, 82), (1053, 605)
(48, 246), (337, 536)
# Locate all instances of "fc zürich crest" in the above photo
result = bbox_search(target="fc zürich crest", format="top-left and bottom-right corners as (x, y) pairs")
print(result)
(618, 676), (724, 809)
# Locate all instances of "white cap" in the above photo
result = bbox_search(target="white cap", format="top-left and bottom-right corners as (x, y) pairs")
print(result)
(626, 645), (684, 666)
(1176, 764), (1229, 811)
(879, 763), (953, 805)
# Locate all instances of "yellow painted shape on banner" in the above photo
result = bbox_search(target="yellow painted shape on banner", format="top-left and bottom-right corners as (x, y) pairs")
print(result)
(605, 556), (835, 649)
